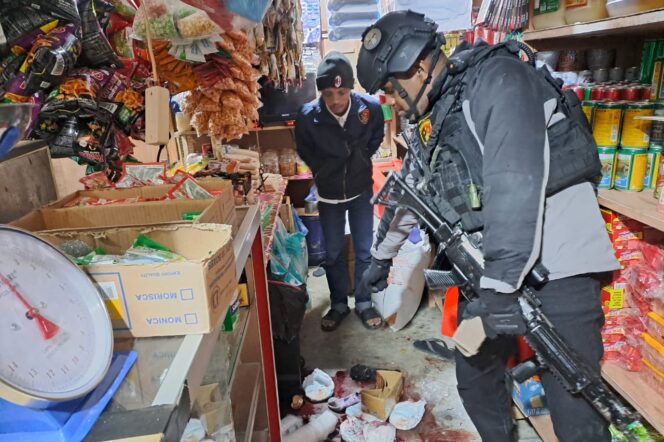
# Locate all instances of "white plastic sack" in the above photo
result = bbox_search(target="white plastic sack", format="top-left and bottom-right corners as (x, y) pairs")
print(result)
(302, 369), (334, 402)
(372, 230), (434, 331)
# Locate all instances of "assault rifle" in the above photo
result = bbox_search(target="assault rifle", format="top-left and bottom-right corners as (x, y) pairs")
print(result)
(372, 134), (640, 435)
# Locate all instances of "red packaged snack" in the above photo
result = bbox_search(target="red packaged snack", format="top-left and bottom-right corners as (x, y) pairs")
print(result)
(80, 171), (114, 190)
(123, 162), (167, 185)
(167, 175), (213, 199)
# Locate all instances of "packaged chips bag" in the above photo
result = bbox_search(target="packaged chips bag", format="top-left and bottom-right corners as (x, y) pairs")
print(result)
(80, 0), (122, 68)
(75, 114), (113, 165)
(3, 23), (82, 101)
(0, 7), (56, 55)
(99, 71), (145, 133)
(41, 68), (113, 117)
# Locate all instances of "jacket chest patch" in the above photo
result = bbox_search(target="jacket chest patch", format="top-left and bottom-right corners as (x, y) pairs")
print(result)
(359, 108), (370, 125)
(418, 117), (432, 144)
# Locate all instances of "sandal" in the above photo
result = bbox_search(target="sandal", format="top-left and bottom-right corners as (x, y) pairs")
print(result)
(413, 338), (455, 360)
(321, 308), (350, 332)
(355, 307), (383, 330)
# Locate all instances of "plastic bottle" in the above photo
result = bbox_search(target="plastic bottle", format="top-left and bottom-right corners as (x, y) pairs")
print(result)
(533, 0), (567, 29)
(282, 410), (339, 442)
(565, 0), (608, 23)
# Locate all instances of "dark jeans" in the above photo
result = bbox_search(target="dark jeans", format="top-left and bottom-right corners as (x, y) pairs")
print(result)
(318, 189), (374, 313)
(455, 274), (610, 442)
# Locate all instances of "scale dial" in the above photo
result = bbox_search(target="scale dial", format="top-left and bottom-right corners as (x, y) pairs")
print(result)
(0, 227), (113, 407)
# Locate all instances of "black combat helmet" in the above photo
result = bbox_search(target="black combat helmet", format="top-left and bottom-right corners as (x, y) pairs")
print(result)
(357, 10), (443, 94)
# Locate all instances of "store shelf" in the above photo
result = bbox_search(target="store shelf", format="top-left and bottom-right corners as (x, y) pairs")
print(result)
(602, 362), (664, 435)
(523, 8), (664, 42)
(597, 189), (664, 232)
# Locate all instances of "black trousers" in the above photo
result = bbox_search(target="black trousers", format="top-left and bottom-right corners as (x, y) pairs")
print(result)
(455, 274), (611, 442)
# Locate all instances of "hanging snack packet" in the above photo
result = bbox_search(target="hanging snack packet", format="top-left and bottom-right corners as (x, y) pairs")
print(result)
(20, 24), (82, 96)
(75, 114), (113, 165)
(42, 68), (113, 117)
(175, 8), (221, 40)
(108, 0), (136, 19)
(80, 0), (122, 68)
(0, 7), (54, 55)
(48, 117), (79, 158)
(0, 54), (26, 90)
(133, 0), (179, 40)
(107, 13), (134, 58)
(99, 71), (145, 133)
(24, 0), (81, 23)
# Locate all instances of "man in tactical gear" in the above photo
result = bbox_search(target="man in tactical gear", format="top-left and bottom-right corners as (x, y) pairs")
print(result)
(296, 51), (385, 331)
(357, 10), (619, 442)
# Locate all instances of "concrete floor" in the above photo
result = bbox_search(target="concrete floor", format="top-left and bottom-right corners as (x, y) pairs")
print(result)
(299, 269), (543, 442)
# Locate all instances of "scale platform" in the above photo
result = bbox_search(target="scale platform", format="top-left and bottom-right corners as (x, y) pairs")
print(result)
(0, 351), (137, 442)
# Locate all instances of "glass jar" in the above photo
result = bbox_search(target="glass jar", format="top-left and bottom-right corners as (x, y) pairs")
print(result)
(279, 151), (296, 177)
(565, 0), (608, 23)
(261, 150), (279, 174)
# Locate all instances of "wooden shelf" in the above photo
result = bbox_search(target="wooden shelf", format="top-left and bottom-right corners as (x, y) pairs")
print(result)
(602, 362), (664, 435)
(523, 8), (664, 42)
(597, 189), (664, 232)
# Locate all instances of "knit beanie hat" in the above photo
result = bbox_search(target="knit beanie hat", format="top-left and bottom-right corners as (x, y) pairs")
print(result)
(316, 51), (354, 91)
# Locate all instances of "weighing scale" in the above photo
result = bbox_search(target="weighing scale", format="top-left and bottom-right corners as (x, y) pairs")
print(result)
(0, 227), (134, 441)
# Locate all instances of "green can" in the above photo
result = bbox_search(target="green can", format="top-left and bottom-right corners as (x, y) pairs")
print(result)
(645, 145), (663, 189)
(641, 39), (659, 84)
(614, 149), (648, 192)
(597, 147), (617, 189)
(582, 100), (596, 127)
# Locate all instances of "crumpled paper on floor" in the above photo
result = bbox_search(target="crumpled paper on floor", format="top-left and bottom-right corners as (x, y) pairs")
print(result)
(302, 369), (334, 402)
(388, 400), (426, 431)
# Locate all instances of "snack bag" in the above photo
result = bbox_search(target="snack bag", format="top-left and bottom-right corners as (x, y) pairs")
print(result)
(80, 171), (114, 189)
(80, 0), (123, 68)
(99, 71), (145, 133)
(132, 0), (179, 40)
(167, 175), (213, 199)
(107, 14), (135, 58)
(109, 0), (136, 19)
(75, 114), (113, 165)
(24, 0), (80, 23)
(0, 7), (55, 55)
(48, 116), (78, 158)
(123, 162), (167, 184)
(0, 54), (26, 89)
(20, 23), (81, 96)
(42, 68), (113, 117)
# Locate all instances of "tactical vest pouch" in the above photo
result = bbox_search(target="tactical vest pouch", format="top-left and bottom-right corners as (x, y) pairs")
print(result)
(544, 77), (601, 196)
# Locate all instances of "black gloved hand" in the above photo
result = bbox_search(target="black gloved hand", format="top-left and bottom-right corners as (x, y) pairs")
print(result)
(464, 290), (526, 338)
(360, 257), (392, 293)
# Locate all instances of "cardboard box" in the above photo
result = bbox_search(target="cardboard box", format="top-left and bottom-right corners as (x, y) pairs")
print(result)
(12, 179), (234, 233)
(39, 224), (236, 337)
(361, 370), (404, 421)
(512, 377), (549, 417)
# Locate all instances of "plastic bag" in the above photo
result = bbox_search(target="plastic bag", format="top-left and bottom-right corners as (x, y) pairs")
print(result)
(133, 0), (220, 41)
(223, 0), (270, 24)
(107, 14), (134, 58)
(80, 0), (123, 68)
(269, 217), (308, 286)
(133, 0), (179, 40)
(108, 0), (136, 19)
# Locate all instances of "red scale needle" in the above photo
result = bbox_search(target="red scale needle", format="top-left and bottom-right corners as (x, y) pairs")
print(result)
(0, 273), (59, 340)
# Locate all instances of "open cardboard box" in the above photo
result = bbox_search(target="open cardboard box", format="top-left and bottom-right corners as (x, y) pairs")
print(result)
(361, 370), (404, 421)
(12, 179), (235, 233)
(39, 224), (236, 338)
